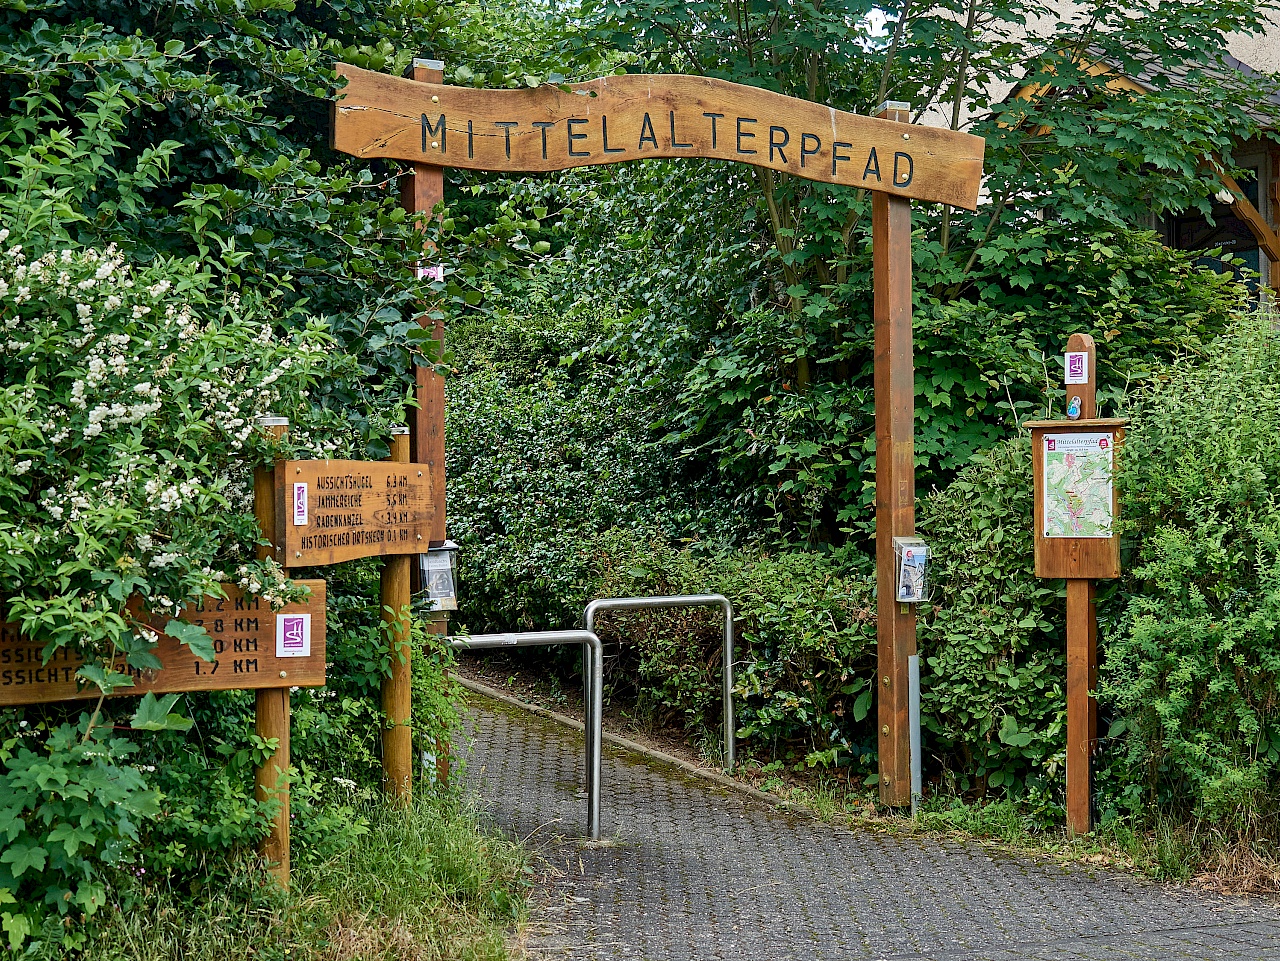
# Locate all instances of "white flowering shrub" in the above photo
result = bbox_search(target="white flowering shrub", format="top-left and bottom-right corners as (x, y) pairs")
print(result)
(0, 233), (356, 942)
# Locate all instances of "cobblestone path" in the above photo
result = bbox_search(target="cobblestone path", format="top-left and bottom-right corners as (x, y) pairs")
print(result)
(459, 695), (1280, 960)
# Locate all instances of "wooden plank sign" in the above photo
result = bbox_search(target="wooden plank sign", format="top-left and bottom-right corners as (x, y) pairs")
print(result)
(0, 581), (326, 707)
(278, 460), (435, 566)
(1028, 419), (1126, 580)
(331, 65), (986, 210)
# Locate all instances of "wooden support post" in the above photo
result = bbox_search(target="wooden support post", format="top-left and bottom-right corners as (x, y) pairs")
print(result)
(873, 102), (916, 806)
(401, 58), (448, 548)
(401, 60), (451, 785)
(381, 428), (414, 801)
(1066, 578), (1096, 836)
(1063, 332), (1098, 836)
(253, 417), (290, 886)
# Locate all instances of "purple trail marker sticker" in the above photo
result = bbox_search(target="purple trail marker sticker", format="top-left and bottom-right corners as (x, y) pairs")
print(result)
(276, 613), (311, 658)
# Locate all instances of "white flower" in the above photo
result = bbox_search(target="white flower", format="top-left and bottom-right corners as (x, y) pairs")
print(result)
(76, 303), (92, 319)
(136, 534), (154, 551)
(12, 460), (31, 475)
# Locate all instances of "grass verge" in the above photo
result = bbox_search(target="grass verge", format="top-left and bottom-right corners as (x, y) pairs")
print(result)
(736, 766), (1280, 896)
(54, 794), (528, 961)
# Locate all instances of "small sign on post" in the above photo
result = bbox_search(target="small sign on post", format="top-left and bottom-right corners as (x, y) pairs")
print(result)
(277, 460), (436, 567)
(1027, 333), (1125, 836)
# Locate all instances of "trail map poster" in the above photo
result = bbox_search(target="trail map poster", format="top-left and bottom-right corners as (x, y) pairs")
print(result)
(1042, 432), (1114, 538)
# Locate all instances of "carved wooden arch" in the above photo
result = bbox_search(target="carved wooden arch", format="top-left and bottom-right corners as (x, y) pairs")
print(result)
(331, 64), (986, 804)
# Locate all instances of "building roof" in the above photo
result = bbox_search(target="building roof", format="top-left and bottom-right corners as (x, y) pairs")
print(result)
(1090, 45), (1280, 127)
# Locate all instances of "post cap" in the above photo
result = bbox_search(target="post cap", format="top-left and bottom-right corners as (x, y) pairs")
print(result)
(255, 415), (289, 427)
(413, 58), (445, 71)
(389, 426), (410, 435)
(870, 100), (911, 116)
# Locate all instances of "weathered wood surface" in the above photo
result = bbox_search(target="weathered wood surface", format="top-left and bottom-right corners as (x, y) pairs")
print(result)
(1029, 419), (1125, 581)
(401, 60), (449, 548)
(380, 432), (414, 801)
(277, 459), (435, 566)
(872, 110), (917, 805)
(1063, 332), (1097, 420)
(0, 582), (327, 707)
(255, 417), (292, 886)
(332, 65), (986, 209)
(1065, 577), (1097, 836)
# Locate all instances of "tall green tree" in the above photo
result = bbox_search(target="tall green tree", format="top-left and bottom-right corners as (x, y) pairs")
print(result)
(557, 0), (1276, 541)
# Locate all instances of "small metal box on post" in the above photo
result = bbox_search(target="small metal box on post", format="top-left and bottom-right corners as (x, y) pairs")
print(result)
(1026, 334), (1126, 836)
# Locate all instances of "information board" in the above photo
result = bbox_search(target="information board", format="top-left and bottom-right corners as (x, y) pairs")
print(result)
(0, 582), (326, 707)
(1028, 420), (1125, 580)
(278, 460), (435, 566)
(1042, 432), (1114, 538)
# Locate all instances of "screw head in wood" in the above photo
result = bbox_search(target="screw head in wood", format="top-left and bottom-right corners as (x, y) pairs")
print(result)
(882, 675), (891, 687)
(296, 467), (301, 473)
(431, 95), (439, 103)
(902, 133), (910, 140)
(881, 725), (890, 736)
(279, 671), (287, 678)
(295, 551), (301, 558)
(417, 471), (423, 477)
(431, 140), (439, 149)
(416, 534), (422, 540)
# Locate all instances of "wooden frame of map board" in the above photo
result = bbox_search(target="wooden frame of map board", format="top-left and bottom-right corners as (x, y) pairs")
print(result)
(1027, 418), (1126, 580)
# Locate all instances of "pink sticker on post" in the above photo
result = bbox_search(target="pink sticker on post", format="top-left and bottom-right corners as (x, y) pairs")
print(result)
(292, 483), (308, 526)
(1064, 351), (1089, 385)
(276, 613), (311, 658)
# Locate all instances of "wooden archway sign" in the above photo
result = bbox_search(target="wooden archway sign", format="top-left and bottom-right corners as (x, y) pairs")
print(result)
(331, 63), (985, 805)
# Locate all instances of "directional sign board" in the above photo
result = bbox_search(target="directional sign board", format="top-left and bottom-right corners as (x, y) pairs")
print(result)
(278, 460), (435, 566)
(331, 65), (986, 210)
(0, 581), (326, 707)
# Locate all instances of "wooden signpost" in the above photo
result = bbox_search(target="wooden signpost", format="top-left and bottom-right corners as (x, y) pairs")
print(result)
(331, 67), (986, 806)
(1027, 333), (1126, 835)
(0, 584), (326, 707)
(277, 458), (435, 566)
(333, 65), (985, 207)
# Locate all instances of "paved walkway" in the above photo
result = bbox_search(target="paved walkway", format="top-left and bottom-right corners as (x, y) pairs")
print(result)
(459, 694), (1280, 960)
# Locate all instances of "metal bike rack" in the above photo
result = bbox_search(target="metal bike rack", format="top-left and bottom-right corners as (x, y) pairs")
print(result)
(450, 630), (604, 841)
(583, 594), (736, 775)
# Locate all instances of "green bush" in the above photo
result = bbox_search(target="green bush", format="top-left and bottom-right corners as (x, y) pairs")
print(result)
(447, 302), (747, 635)
(1100, 315), (1280, 831)
(918, 313), (1280, 828)
(585, 535), (877, 765)
(0, 236), (348, 946)
(917, 439), (1066, 797)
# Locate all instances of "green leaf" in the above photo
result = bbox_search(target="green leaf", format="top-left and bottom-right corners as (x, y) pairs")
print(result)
(852, 690), (872, 722)
(2, 911), (31, 951)
(165, 618), (215, 662)
(0, 842), (46, 878)
(47, 823), (98, 858)
(130, 692), (193, 732)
